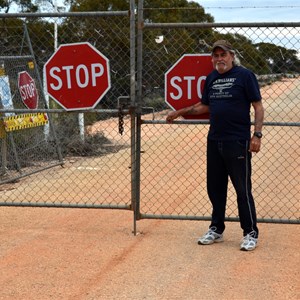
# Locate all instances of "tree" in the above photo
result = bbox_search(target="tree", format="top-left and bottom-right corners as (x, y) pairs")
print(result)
(256, 42), (300, 74)
(143, 0), (214, 23)
(69, 0), (129, 11)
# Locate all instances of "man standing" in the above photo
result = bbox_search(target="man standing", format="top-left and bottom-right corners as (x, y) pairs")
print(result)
(166, 40), (264, 251)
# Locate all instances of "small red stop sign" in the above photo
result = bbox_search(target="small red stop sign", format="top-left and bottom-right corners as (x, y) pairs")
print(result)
(165, 54), (213, 119)
(18, 71), (39, 109)
(44, 42), (111, 111)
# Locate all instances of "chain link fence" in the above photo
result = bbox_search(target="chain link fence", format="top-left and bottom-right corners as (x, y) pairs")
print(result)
(137, 7), (300, 224)
(0, 5), (299, 226)
(0, 12), (134, 209)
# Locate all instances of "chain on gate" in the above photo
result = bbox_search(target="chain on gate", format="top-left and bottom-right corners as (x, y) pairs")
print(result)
(117, 96), (132, 135)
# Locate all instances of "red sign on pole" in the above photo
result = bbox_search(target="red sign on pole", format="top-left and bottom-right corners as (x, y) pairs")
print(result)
(44, 42), (111, 111)
(165, 54), (213, 119)
(18, 71), (39, 109)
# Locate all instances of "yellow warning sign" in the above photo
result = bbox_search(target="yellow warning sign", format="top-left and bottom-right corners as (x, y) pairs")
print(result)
(0, 113), (48, 133)
(28, 61), (34, 69)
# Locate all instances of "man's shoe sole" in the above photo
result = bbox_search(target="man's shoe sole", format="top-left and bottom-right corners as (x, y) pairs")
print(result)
(197, 238), (224, 245)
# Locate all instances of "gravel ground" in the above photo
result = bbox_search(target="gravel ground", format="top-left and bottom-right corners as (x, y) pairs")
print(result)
(0, 207), (299, 300)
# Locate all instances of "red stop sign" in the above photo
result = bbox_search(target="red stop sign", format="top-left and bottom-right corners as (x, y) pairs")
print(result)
(165, 54), (213, 119)
(44, 42), (111, 111)
(18, 71), (39, 109)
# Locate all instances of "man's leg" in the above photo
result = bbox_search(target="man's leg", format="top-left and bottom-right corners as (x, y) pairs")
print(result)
(223, 141), (259, 238)
(206, 140), (228, 234)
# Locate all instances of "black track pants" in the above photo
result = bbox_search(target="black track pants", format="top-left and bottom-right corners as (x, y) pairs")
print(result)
(206, 139), (259, 238)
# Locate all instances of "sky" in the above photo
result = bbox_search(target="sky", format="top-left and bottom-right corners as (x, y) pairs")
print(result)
(192, 0), (300, 54)
(193, 0), (299, 22)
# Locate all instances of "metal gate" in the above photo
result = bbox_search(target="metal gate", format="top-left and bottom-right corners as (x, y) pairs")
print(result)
(0, 9), (136, 211)
(135, 1), (300, 225)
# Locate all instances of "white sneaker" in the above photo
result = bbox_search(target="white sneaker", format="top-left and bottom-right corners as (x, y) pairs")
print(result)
(240, 233), (258, 251)
(197, 227), (224, 245)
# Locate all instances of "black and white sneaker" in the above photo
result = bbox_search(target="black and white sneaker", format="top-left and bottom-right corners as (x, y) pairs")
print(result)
(240, 233), (258, 251)
(197, 227), (224, 245)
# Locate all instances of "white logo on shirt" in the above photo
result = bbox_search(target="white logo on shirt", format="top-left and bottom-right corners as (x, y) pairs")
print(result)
(212, 82), (234, 93)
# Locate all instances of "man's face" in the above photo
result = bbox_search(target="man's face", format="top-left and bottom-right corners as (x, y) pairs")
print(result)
(212, 48), (234, 74)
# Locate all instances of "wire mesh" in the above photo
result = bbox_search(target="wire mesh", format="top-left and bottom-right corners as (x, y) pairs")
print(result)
(139, 22), (300, 223)
(0, 13), (133, 209)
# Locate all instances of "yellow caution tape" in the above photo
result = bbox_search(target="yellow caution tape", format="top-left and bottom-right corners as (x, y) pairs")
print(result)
(1, 113), (48, 132)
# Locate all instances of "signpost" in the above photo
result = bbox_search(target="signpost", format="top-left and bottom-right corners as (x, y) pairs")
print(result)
(44, 42), (111, 111)
(165, 54), (213, 119)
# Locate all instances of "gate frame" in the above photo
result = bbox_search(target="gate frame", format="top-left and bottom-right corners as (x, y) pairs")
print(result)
(134, 0), (300, 228)
(0, 7), (138, 218)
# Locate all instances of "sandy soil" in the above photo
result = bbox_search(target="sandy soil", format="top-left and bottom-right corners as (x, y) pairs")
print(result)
(0, 78), (299, 300)
(0, 208), (299, 299)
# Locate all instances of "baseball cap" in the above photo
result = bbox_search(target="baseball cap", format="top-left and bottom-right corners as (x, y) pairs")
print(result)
(212, 40), (233, 52)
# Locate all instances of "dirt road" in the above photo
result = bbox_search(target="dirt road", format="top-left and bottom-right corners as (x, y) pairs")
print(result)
(0, 207), (299, 299)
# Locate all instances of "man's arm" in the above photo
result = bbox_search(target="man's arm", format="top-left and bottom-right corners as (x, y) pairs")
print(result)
(250, 100), (264, 153)
(166, 102), (209, 122)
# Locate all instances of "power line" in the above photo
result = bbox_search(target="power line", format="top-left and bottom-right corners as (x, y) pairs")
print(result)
(144, 6), (300, 10)
(203, 6), (300, 9)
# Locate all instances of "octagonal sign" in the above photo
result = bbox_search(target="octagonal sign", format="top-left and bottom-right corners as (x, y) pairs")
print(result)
(44, 42), (111, 111)
(165, 54), (213, 119)
(18, 71), (39, 109)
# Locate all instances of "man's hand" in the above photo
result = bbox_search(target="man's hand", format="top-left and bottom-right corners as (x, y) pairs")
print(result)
(166, 111), (180, 123)
(166, 103), (209, 123)
(249, 136), (261, 153)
